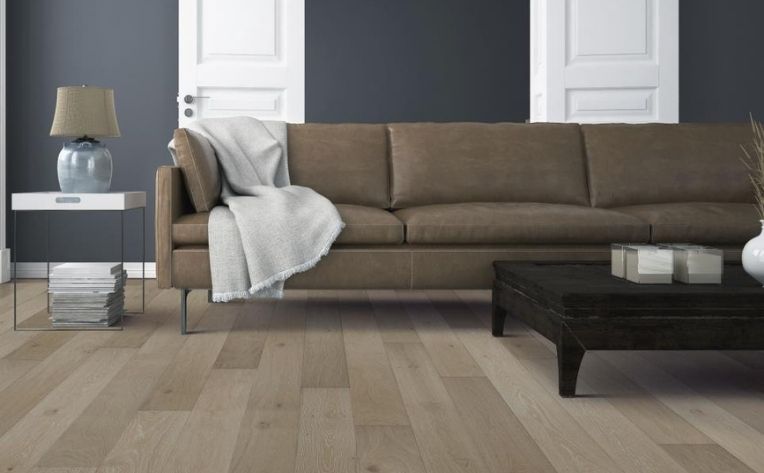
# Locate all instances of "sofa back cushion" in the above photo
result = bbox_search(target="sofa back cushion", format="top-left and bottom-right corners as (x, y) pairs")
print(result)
(387, 123), (589, 208)
(287, 123), (390, 208)
(582, 123), (754, 208)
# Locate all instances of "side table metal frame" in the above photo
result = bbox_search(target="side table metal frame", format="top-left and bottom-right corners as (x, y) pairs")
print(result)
(12, 207), (145, 331)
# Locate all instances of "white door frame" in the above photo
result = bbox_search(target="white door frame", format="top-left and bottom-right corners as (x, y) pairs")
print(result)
(0, 0), (9, 282)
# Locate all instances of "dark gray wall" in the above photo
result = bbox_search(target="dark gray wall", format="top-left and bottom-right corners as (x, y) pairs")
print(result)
(306, 0), (530, 123)
(7, 0), (764, 262)
(680, 0), (764, 122)
(7, 0), (178, 262)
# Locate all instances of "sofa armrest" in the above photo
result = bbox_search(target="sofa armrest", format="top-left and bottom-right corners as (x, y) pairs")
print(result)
(155, 166), (193, 288)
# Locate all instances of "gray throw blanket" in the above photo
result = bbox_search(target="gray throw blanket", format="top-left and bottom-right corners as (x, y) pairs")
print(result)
(181, 117), (343, 301)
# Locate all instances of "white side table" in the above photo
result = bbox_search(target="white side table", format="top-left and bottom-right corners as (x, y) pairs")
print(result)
(11, 192), (147, 331)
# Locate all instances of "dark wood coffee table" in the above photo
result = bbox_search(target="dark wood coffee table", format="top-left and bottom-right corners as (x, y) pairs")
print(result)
(492, 263), (764, 397)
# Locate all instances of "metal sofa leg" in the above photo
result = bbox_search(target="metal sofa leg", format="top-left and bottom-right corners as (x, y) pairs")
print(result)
(180, 288), (190, 335)
(208, 290), (213, 303)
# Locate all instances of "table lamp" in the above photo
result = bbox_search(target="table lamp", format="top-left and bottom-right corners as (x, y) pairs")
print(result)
(50, 85), (121, 193)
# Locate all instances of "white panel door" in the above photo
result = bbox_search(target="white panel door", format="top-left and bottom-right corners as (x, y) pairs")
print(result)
(531, 0), (678, 123)
(178, 0), (305, 126)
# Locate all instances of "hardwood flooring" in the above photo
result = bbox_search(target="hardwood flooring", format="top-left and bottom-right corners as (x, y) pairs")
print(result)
(0, 280), (762, 473)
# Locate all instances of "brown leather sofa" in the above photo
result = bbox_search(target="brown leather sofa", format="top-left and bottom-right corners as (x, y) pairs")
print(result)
(156, 122), (756, 331)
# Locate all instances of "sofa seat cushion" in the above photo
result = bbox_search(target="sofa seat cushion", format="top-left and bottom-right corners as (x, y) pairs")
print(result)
(395, 203), (650, 244)
(171, 205), (403, 246)
(173, 212), (210, 245)
(334, 205), (404, 245)
(615, 202), (759, 244)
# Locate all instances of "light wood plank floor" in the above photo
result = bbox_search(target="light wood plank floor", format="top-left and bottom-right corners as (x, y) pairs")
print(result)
(0, 280), (762, 473)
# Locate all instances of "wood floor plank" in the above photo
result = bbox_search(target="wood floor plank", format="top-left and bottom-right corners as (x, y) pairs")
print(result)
(0, 331), (113, 437)
(0, 282), (49, 332)
(701, 351), (764, 391)
(30, 468), (96, 473)
(431, 290), (492, 330)
(102, 282), (168, 349)
(104, 313), (167, 349)
(35, 353), (178, 468)
(0, 329), (35, 360)
(368, 290), (420, 343)
(123, 279), (160, 315)
(0, 279), (47, 308)
(96, 411), (189, 473)
(294, 388), (356, 473)
(214, 301), (274, 369)
(340, 291), (409, 426)
(661, 444), (757, 473)
(5, 331), (78, 361)
(166, 369), (255, 473)
(0, 358), (38, 392)
(644, 351), (764, 434)
(101, 315), (160, 349)
(0, 281), (12, 297)
(0, 348), (135, 473)
(33, 299), (216, 469)
(457, 289), (713, 445)
(17, 307), (60, 329)
(582, 353), (713, 444)
(723, 351), (764, 371)
(522, 356), (688, 473)
(450, 290), (556, 359)
(355, 426), (427, 473)
(605, 351), (764, 473)
(452, 290), (492, 321)
(141, 302), (236, 410)
(0, 287), (762, 473)
(228, 292), (307, 473)
(0, 280), (48, 316)
(302, 291), (349, 388)
(132, 290), (208, 357)
(498, 331), (559, 360)
(436, 303), (623, 473)
(443, 376), (558, 473)
(395, 291), (483, 377)
(385, 342), (488, 473)
(0, 292), (50, 334)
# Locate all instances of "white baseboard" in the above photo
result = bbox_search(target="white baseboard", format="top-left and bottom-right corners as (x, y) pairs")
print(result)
(12, 262), (156, 279)
(0, 249), (9, 283)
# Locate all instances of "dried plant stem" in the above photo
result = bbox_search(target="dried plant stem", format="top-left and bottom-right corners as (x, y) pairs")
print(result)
(741, 115), (764, 219)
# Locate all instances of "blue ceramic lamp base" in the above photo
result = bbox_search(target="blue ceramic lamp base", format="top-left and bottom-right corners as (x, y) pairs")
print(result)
(57, 138), (113, 193)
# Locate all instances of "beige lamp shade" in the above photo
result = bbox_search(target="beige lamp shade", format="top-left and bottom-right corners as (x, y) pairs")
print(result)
(50, 86), (121, 138)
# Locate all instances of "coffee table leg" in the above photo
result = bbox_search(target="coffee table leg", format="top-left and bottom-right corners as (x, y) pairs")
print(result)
(491, 290), (507, 337)
(557, 324), (585, 397)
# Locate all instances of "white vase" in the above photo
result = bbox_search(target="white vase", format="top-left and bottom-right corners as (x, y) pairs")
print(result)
(742, 220), (764, 285)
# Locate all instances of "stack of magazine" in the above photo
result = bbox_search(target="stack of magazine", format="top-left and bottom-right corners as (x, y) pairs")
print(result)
(48, 263), (127, 328)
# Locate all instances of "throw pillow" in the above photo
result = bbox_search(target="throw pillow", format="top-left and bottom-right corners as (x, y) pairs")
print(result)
(171, 128), (221, 212)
